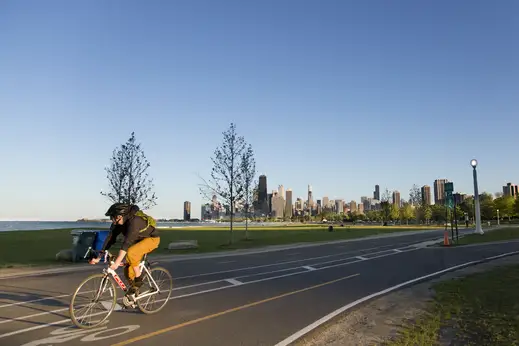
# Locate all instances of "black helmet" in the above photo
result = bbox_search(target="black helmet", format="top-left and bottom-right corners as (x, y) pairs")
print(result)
(105, 203), (131, 217)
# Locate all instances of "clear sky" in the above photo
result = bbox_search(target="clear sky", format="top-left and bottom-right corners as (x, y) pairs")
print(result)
(1, 0), (518, 221)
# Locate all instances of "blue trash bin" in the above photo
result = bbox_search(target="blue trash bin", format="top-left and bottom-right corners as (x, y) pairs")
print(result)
(93, 230), (110, 251)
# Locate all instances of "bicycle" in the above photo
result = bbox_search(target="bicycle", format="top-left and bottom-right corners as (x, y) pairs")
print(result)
(69, 247), (173, 329)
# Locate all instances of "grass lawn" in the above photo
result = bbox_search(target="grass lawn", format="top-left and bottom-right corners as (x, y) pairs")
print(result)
(387, 264), (519, 345)
(457, 226), (519, 245)
(0, 225), (435, 267)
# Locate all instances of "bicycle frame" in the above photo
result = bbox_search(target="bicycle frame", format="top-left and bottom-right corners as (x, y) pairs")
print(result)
(93, 249), (162, 302)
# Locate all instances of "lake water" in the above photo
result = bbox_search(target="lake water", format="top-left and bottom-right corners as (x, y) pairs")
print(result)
(0, 221), (280, 232)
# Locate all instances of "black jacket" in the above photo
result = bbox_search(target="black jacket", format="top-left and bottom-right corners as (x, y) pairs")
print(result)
(102, 208), (159, 252)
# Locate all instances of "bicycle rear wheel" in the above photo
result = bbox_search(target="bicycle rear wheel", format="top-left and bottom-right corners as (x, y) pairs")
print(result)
(69, 273), (117, 329)
(137, 266), (173, 314)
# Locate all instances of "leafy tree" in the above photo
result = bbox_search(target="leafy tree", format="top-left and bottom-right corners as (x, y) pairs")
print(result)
(515, 197), (519, 217)
(479, 193), (495, 221)
(199, 123), (247, 244)
(431, 204), (446, 223)
(424, 205), (432, 224)
(390, 203), (400, 221)
(101, 132), (157, 209)
(240, 143), (256, 240)
(494, 195), (514, 221)
(400, 203), (414, 225)
(460, 197), (475, 220)
(380, 188), (392, 225)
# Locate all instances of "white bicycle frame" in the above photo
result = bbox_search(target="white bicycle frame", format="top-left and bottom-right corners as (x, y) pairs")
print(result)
(91, 248), (162, 302)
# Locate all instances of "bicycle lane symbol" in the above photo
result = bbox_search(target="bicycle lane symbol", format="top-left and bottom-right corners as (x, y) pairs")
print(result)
(20, 321), (140, 346)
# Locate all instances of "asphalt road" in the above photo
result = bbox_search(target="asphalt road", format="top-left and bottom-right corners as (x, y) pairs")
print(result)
(1, 228), (518, 346)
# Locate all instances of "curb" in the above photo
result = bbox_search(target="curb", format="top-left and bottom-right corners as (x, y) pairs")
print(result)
(275, 249), (519, 346)
(0, 228), (446, 280)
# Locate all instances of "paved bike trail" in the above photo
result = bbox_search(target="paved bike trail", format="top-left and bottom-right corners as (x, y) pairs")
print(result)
(1, 228), (517, 346)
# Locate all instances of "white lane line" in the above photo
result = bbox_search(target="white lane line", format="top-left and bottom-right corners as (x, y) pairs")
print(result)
(0, 294), (70, 309)
(302, 266), (316, 271)
(0, 246), (418, 329)
(355, 256), (368, 260)
(274, 250), (519, 346)
(225, 278), (243, 286)
(218, 260), (236, 264)
(393, 249), (403, 253)
(173, 243), (408, 280)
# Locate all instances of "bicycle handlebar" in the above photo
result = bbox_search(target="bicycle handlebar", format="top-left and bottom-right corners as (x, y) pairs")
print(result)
(83, 247), (116, 263)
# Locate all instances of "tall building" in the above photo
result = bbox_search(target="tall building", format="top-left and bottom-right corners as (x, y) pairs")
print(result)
(258, 175), (269, 215)
(323, 196), (329, 210)
(335, 200), (344, 214)
(278, 185), (285, 199)
(363, 198), (372, 212)
(200, 203), (211, 220)
(374, 185), (380, 200)
(183, 201), (191, 221)
(307, 185), (313, 212)
(271, 191), (285, 218)
(503, 183), (519, 198)
(349, 200), (357, 213)
(392, 191), (401, 207)
(357, 203), (364, 214)
(434, 179), (448, 205)
(285, 189), (293, 218)
(421, 185), (431, 205)
(267, 193), (273, 215)
(453, 193), (466, 205)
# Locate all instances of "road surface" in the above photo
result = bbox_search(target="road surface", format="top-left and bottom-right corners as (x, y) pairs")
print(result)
(1, 228), (518, 346)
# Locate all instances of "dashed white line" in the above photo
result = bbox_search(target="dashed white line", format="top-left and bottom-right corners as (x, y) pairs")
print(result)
(355, 256), (368, 260)
(0, 294), (70, 309)
(302, 266), (316, 271)
(225, 278), (243, 286)
(393, 249), (403, 253)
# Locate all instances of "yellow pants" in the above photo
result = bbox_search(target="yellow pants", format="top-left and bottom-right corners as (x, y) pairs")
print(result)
(124, 237), (160, 282)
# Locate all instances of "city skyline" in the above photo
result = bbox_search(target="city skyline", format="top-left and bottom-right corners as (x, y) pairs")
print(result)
(182, 177), (518, 221)
(2, 1), (518, 220)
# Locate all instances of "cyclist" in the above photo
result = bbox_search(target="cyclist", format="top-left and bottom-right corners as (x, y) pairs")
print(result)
(89, 203), (160, 294)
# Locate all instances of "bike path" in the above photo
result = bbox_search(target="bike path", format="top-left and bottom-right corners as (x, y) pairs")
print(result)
(0, 229), (501, 345)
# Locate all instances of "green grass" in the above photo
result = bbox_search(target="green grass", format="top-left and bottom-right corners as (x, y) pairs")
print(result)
(458, 227), (519, 245)
(0, 225), (435, 267)
(387, 264), (519, 345)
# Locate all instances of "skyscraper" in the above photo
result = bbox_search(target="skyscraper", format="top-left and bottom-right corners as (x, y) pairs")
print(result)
(183, 201), (191, 221)
(421, 185), (431, 205)
(323, 196), (329, 210)
(258, 175), (269, 215)
(434, 179), (448, 205)
(503, 183), (518, 198)
(349, 200), (357, 212)
(307, 185), (313, 211)
(392, 191), (401, 207)
(374, 185), (380, 200)
(285, 189), (293, 218)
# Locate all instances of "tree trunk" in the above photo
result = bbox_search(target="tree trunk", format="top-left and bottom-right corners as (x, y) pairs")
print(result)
(245, 206), (249, 240)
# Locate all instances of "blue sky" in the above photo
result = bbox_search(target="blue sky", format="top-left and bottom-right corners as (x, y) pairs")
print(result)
(1, 0), (518, 220)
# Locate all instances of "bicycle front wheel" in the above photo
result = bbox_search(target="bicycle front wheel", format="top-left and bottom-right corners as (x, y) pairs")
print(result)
(69, 273), (117, 329)
(137, 266), (173, 314)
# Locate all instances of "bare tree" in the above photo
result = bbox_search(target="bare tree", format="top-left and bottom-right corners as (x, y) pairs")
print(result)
(240, 144), (256, 240)
(409, 184), (422, 206)
(380, 188), (392, 225)
(101, 132), (157, 209)
(199, 123), (247, 244)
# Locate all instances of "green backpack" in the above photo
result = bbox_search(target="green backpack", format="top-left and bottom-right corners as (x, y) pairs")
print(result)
(135, 210), (157, 233)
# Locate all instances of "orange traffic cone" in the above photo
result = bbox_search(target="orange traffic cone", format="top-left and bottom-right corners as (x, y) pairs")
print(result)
(443, 230), (450, 246)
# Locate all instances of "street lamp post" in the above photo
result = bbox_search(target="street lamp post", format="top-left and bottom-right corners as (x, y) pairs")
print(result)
(497, 209), (500, 226)
(471, 159), (484, 235)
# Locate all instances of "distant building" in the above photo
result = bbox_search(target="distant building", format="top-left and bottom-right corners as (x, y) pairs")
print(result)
(285, 189), (293, 218)
(434, 179), (448, 205)
(183, 201), (191, 221)
(349, 200), (357, 213)
(453, 193), (466, 205)
(258, 175), (269, 215)
(374, 185), (380, 200)
(503, 183), (519, 198)
(392, 191), (401, 207)
(421, 185), (431, 205)
(335, 200), (344, 214)
(357, 203), (364, 214)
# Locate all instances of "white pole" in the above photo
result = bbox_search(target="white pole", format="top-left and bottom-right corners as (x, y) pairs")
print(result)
(471, 160), (484, 235)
